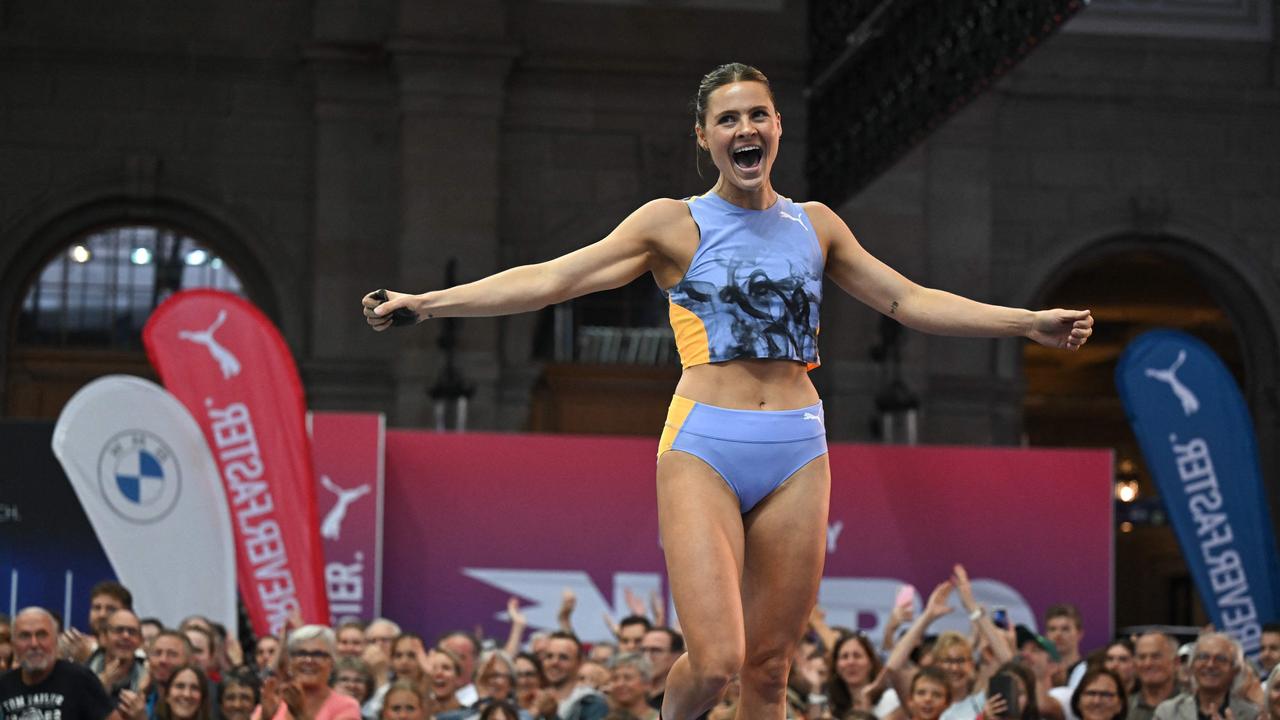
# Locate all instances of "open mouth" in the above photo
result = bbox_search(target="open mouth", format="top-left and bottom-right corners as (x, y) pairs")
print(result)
(732, 145), (763, 170)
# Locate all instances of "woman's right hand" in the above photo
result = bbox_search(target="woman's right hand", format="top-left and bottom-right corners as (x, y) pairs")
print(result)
(362, 289), (423, 331)
(924, 580), (954, 620)
(983, 692), (1008, 719)
(260, 674), (281, 719)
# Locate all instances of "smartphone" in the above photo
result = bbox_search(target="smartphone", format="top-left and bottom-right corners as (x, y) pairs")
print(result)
(895, 584), (916, 609)
(988, 673), (1020, 719)
(992, 607), (1009, 629)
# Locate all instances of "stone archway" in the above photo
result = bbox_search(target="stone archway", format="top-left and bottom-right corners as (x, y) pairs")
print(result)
(1011, 233), (1278, 626)
(0, 193), (282, 418)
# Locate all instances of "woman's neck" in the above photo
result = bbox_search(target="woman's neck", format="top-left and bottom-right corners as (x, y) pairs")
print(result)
(711, 178), (777, 210)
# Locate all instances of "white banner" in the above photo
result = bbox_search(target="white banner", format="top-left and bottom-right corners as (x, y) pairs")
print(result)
(51, 375), (237, 630)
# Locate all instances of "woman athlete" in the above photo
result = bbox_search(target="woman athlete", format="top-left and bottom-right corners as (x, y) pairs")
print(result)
(363, 63), (1093, 720)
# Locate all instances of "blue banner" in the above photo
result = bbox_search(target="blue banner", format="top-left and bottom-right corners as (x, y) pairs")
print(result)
(1116, 330), (1280, 657)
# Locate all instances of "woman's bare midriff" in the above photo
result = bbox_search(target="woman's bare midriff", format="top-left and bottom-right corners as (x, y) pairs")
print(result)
(673, 358), (820, 410)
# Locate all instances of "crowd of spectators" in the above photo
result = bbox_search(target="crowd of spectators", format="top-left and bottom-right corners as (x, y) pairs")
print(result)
(2, 569), (1278, 720)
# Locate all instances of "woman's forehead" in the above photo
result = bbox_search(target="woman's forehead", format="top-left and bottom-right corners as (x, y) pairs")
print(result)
(707, 81), (773, 111)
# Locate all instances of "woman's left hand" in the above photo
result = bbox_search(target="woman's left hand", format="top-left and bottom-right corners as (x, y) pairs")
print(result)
(1028, 309), (1093, 350)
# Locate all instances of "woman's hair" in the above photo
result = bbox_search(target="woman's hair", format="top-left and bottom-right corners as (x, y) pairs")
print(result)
(1070, 666), (1128, 720)
(434, 646), (464, 677)
(691, 63), (774, 129)
(381, 681), (427, 718)
(515, 651), (547, 686)
(286, 624), (337, 660)
(827, 631), (885, 716)
(930, 632), (972, 665)
(911, 666), (953, 706)
(156, 665), (212, 720)
(335, 656), (376, 702)
(993, 661), (1040, 720)
(609, 652), (653, 682)
(479, 700), (522, 720)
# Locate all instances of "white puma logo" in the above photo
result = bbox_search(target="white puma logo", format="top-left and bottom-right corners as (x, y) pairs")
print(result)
(779, 209), (806, 230)
(827, 521), (844, 553)
(1144, 350), (1200, 416)
(319, 475), (372, 541)
(803, 412), (823, 423)
(177, 310), (241, 379)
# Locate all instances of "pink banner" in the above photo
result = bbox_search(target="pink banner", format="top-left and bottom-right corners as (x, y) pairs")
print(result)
(310, 412), (385, 624)
(382, 432), (1113, 643)
(143, 289), (329, 636)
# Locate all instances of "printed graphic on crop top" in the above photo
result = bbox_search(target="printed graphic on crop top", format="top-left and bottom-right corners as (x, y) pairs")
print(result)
(667, 193), (823, 367)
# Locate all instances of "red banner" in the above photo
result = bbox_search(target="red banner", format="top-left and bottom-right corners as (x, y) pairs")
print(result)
(309, 412), (385, 624)
(143, 290), (329, 636)
(381, 433), (1113, 644)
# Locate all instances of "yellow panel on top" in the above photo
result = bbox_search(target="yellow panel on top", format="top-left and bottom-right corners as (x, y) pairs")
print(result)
(668, 300), (710, 369)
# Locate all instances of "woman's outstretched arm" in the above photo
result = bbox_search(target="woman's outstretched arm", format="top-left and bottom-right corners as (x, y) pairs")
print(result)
(807, 202), (1093, 350)
(363, 198), (688, 329)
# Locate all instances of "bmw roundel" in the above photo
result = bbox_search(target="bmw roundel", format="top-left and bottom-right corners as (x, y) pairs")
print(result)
(97, 430), (182, 524)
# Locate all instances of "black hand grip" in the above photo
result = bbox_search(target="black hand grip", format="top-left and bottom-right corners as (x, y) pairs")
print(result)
(370, 289), (420, 327)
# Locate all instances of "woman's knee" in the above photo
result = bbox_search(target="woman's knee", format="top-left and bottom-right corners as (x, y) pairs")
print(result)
(687, 647), (744, 691)
(741, 647), (792, 694)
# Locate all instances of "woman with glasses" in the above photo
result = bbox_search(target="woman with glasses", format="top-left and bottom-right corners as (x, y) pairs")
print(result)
(333, 657), (376, 715)
(1070, 667), (1127, 720)
(475, 650), (520, 705)
(513, 652), (549, 717)
(256, 625), (361, 720)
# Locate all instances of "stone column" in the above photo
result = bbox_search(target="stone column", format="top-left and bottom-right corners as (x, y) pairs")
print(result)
(387, 4), (518, 427)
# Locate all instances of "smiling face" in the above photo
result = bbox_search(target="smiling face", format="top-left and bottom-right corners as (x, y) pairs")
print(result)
(514, 656), (542, 694)
(1191, 635), (1237, 695)
(429, 651), (461, 697)
(167, 668), (204, 720)
(835, 636), (874, 688)
(221, 682), (256, 720)
(1077, 673), (1123, 720)
(289, 638), (335, 690)
(695, 80), (781, 200)
(910, 676), (950, 720)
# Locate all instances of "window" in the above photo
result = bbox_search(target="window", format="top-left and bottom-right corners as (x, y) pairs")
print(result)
(17, 225), (245, 350)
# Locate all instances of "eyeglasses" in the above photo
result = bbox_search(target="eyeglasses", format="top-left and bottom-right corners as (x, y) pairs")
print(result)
(1193, 653), (1233, 667)
(108, 626), (141, 637)
(542, 653), (575, 662)
(1082, 691), (1118, 700)
(290, 650), (332, 661)
(515, 671), (539, 679)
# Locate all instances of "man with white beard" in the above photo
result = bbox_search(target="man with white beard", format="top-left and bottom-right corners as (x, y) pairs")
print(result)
(0, 607), (119, 719)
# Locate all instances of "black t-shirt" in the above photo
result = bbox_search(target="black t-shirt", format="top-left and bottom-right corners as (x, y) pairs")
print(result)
(0, 660), (114, 720)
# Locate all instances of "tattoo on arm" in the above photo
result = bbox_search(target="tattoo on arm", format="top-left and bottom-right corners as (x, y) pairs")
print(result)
(889, 301), (899, 315)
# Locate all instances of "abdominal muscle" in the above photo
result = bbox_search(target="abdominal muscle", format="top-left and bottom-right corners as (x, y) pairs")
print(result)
(673, 358), (819, 411)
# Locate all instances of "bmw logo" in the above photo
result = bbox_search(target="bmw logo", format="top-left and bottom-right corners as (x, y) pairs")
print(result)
(97, 430), (182, 524)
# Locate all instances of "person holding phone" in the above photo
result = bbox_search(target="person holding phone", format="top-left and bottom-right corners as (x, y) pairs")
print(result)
(365, 63), (1092, 720)
(979, 663), (1040, 720)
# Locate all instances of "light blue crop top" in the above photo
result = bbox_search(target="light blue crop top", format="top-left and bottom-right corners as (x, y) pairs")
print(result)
(667, 192), (823, 368)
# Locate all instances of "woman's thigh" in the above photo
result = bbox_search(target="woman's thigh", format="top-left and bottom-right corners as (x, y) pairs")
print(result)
(656, 450), (749, 662)
(740, 454), (831, 658)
